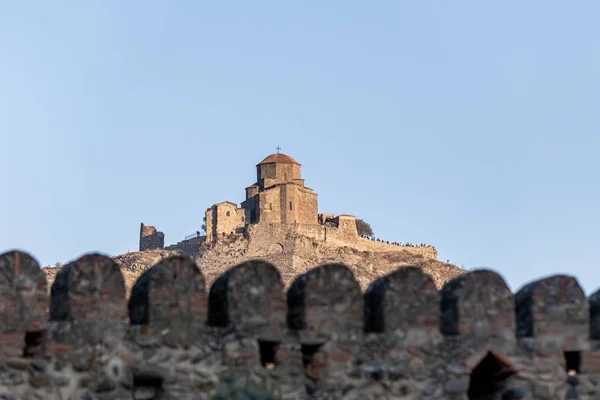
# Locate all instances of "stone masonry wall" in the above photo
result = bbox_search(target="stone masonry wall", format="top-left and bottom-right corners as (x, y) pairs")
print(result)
(259, 186), (282, 224)
(194, 225), (457, 296)
(0, 249), (596, 399)
(139, 223), (164, 251)
(215, 203), (245, 237)
(289, 221), (438, 259)
(165, 236), (206, 257)
(205, 208), (214, 242)
(293, 186), (318, 224)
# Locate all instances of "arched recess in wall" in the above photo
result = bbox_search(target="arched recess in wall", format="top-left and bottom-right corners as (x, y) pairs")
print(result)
(269, 243), (284, 254)
(467, 351), (516, 400)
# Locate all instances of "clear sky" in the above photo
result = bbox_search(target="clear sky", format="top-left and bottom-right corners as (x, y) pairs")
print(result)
(1, 2), (599, 294)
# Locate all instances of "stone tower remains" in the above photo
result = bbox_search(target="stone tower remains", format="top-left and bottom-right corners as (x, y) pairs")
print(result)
(139, 222), (164, 251)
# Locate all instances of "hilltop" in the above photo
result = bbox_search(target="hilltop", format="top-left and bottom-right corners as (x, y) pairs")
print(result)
(42, 236), (466, 298)
(42, 151), (469, 295)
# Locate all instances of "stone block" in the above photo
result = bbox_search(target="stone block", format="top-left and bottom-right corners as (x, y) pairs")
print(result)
(515, 275), (587, 348)
(0, 250), (47, 357)
(440, 269), (515, 338)
(48, 253), (127, 356)
(222, 338), (261, 368)
(139, 223), (165, 251)
(129, 255), (206, 346)
(287, 263), (362, 344)
(364, 266), (439, 333)
(208, 260), (285, 341)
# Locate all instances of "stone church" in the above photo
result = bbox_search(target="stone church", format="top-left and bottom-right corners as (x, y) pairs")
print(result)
(205, 152), (319, 242)
(141, 151), (436, 261)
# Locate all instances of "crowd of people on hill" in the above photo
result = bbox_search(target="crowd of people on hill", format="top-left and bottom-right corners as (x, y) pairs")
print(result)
(359, 234), (430, 248)
(320, 218), (432, 249)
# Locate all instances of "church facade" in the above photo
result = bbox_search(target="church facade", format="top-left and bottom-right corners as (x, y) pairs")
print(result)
(140, 151), (437, 261)
(205, 152), (320, 242)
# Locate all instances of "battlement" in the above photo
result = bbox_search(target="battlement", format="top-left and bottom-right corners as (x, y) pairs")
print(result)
(1, 249), (594, 398)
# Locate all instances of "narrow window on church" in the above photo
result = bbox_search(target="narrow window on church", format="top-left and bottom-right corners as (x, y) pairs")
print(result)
(284, 173), (287, 180)
(290, 202), (293, 210)
(241, 216), (245, 222)
(270, 203), (272, 211)
(226, 211), (230, 216)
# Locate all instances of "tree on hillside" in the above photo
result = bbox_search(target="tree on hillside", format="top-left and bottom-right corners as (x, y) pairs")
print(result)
(201, 215), (207, 234)
(355, 218), (374, 237)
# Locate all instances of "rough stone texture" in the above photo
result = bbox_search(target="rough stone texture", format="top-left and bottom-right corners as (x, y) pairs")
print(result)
(115, 249), (184, 299)
(364, 266), (439, 333)
(129, 255), (206, 347)
(288, 263), (363, 344)
(0, 250), (47, 358)
(1, 251), (597, 399)
(43, 240), (464, 304)
(209, 260), (285, 342)
(165, 235), (205, 257)
(48, 253), (127, 359)
(515, 274), (588, 350)
(205, 201), (245, 243)
(139, 222), (164, 251)
(441, 269), (515, 340)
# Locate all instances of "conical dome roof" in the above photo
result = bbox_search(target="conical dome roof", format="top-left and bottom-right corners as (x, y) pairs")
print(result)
(258, 153), (300, 165)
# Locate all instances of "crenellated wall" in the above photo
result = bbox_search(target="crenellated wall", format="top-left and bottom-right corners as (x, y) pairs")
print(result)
(0, 249), (596, 399)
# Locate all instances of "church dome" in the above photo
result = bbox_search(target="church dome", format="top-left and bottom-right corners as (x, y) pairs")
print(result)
(258, 153), (300, 165)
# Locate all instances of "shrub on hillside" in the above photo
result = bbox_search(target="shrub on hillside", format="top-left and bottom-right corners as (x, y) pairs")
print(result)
(356, 218), (374, 237)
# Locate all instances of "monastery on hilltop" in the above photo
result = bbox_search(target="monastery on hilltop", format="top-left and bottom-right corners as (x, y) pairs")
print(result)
(205, 151), (319, 242)
(139, 151), (437, 260)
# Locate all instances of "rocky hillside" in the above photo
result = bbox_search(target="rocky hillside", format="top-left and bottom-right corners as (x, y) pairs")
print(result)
(43, 249), (181, 298)
(42, 238), (467, 298)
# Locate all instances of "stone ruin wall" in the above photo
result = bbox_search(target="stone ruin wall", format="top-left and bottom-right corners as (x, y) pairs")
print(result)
(0, 249), (598, 399)
(139, 223), (164, 252)
(287, 185), (319, 224)
(163, 219), (437, 286)
(195, 232), (298, 291)
(165, 236), (205, 257)
(250, 221), (438, 259)
(151, 209), (437, 263)
(197, 226), (445, 293)
(214, 203), (245, 236)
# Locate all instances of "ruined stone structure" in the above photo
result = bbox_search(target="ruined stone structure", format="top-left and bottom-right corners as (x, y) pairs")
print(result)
(141, 152), (438, 261)
(139, 223), (164, 252)
(1, 248), (597, 399)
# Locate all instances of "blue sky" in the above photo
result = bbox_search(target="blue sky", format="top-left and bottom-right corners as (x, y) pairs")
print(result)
(1, 2), (599, 294)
